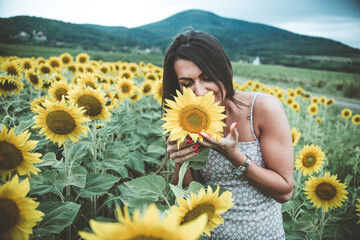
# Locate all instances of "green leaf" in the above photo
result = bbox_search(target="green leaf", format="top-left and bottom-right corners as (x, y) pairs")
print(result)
(80, 173), (120, 198)
(127, 152), (145, 173)
(69, 142), (90, 162)
(147, 138), (165, 154)
(30, 170), (64, 196)
(37, 152), (62, 168)
(34, 201), (81, 236)
(184, 181), (203, 197)
(125, 175), (166, 201)
(14, 118), (34, 135)
(56, 164), (87, 188)
(187, 146), (210, 170)
(169, 183), (184, 198)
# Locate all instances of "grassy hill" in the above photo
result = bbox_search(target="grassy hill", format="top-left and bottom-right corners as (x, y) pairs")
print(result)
(1, 10), (359, 72)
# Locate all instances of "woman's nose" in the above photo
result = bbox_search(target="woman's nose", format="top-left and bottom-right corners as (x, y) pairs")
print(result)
(193, 83), (208, 96)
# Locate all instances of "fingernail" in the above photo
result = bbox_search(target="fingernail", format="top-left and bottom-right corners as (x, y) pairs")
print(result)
(198, 132), (203, 137)
(234, 122), (238, 128)
(187, 134), (192, 140)
(186, 140), (193, 145)
(193, 144), (200, 149)
(195, 149), (201, 153)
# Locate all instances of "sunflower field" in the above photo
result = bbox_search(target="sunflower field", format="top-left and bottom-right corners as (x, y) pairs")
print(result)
(0, 52), (359, 240)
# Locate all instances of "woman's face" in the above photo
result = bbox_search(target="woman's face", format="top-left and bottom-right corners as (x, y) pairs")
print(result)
(174, 59), (225, 103)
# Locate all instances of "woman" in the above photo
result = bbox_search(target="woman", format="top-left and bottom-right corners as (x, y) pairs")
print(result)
(163, 29), (293, 239)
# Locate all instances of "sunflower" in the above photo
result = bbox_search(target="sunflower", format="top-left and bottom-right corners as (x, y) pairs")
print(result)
(168, 185), (234, 236)
(291, 127), (301, 146)
(48, 81), (71, 102)
(36, 57), (46, 65)
(38, 62), (53, 75)
(116, 78), (136, 98)
(1, 60), (23, 78)
(162, 87), (227, 149)
(21, 58), (34, 71)
(25, 69), (42, 89)
(140, 80), (154, 96)
(0, 125), (42, 180)
(152, 80), (163, 104)
(99, 64), (110, 75)
(291, 102), (300, 113)
(356, 198), (360, 224)
(0, 175), (44, 240)
(319, 96), (326, 104)
(311, 97), (319, 104)
(0, 75), (24, 97)
(59, 53), (73, 66)
(316, 117), (322, 124)
(84, 64), (96, 74)
(48, 57), (63, 70)
(145, 72), (159, 81)
(285, 97), (294, 106)
(67, 63), (78, 73)
(295, 144), (325, 176)
(352, 114), (360, 125)
(41, 78), (54, 91)
(30, 95), (51, 113)
(75, 72), (99, 89)
(308, 104), (319, 115)
(304, 172), (348, 212)
(104, 91), (116, 111)
(33, 99), (90, 147)
(295, 87), (304, 96)
(67, 87), (111, 121)
(128, 62), (139, 74)
(275, 91), (285, 102)
(325, 98), (335, 107)
(119, 70), (134, 80)
(301, 92), (311, 100)
(79, 204), (207, 240)
(341, 108), (352, 119)
(76, 53), (90, 64)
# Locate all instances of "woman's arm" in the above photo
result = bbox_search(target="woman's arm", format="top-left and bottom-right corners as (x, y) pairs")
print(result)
(199, 94), (294, 203)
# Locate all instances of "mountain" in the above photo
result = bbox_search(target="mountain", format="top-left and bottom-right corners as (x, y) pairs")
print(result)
(1, 10), (359, 72)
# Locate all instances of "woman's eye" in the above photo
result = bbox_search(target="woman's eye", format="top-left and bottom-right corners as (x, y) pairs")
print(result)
(183, 82), (192, 87)
(202, 77), (211, 82)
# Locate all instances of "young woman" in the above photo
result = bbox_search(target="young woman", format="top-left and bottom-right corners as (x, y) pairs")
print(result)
(162, 29), (293, 239)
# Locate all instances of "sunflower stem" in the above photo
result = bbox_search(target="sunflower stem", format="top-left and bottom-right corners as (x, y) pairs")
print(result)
(64, 141), (70, 197)
(318, 208), (326, 239)
(293, 170), (302, 198)
(177, 161), (190, 188)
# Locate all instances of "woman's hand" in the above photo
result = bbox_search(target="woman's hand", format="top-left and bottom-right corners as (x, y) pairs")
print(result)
(166, 136), (201, 164)
(198, 122), (239, 160)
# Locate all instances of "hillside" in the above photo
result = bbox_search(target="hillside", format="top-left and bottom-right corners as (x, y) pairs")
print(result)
(1, 10), (359, 72)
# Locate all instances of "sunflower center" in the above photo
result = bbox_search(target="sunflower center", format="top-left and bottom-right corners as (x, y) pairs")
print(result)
(303, 154), (316, 167)
(24, 62), (31, 69)
(344, 112), (349, 117)
(143, 85), (151, 93)
(7, 66), (18, 76)
(41, 66), (50, 74)
(0, 141), (24, 170)
(0, 79), (17, 91)
(29, 74), (39, 84)
(179, 106), (209, 133)
(55, 88), (68, 101)
(46, 110), (76, 135)
(129, 236), (163, 240)
(62, 57), (70, 64)
(50, 61), (59, 68)
(77, 95), (102, 117)
(315, 182), (337, 200)
(122, 85), (129, 93)
(181, 203), (215, 224)
(79, 57), (86, 63)
(0, 198), (20, 233)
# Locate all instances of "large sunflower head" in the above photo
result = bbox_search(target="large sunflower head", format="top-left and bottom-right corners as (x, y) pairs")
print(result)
(67, 87), (112, 121)
(341, 108), (352, 119)
(0, 126), (42, 180)
(304, 172), (348, 212)
(33, 98), (91, 147)
(79, 204), (207, 240)
(291, 127), (301, 146)
(0, 175), (44, 239)
(25, 69), (42, 89)
(59, 53), (73, 66)
(161, 88), (227, 149)
(1, 60), (23, 78)
(0, 75), (24, 97)
(352, 114), (360, 125)
(168, 185), (234, 236)
(48, 80), (71, 102)
(308, 104), (319, 115)
(295, 144), (325, 176)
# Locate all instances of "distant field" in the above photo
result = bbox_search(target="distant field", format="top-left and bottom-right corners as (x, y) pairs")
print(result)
(1, 43), (359, 100)
(232, 62), (360, 100)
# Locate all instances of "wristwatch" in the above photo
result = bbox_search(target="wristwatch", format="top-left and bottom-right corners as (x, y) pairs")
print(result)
(233, 154), (252, 176)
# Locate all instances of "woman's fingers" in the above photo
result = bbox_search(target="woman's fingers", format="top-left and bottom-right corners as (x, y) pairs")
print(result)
(169, 144), (201, 164)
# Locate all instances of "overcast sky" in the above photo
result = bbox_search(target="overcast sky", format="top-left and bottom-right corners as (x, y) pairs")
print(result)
(1, 0), (360, 49)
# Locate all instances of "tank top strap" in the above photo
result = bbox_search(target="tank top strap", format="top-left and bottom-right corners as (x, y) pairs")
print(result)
(250, 92), (261, 141)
